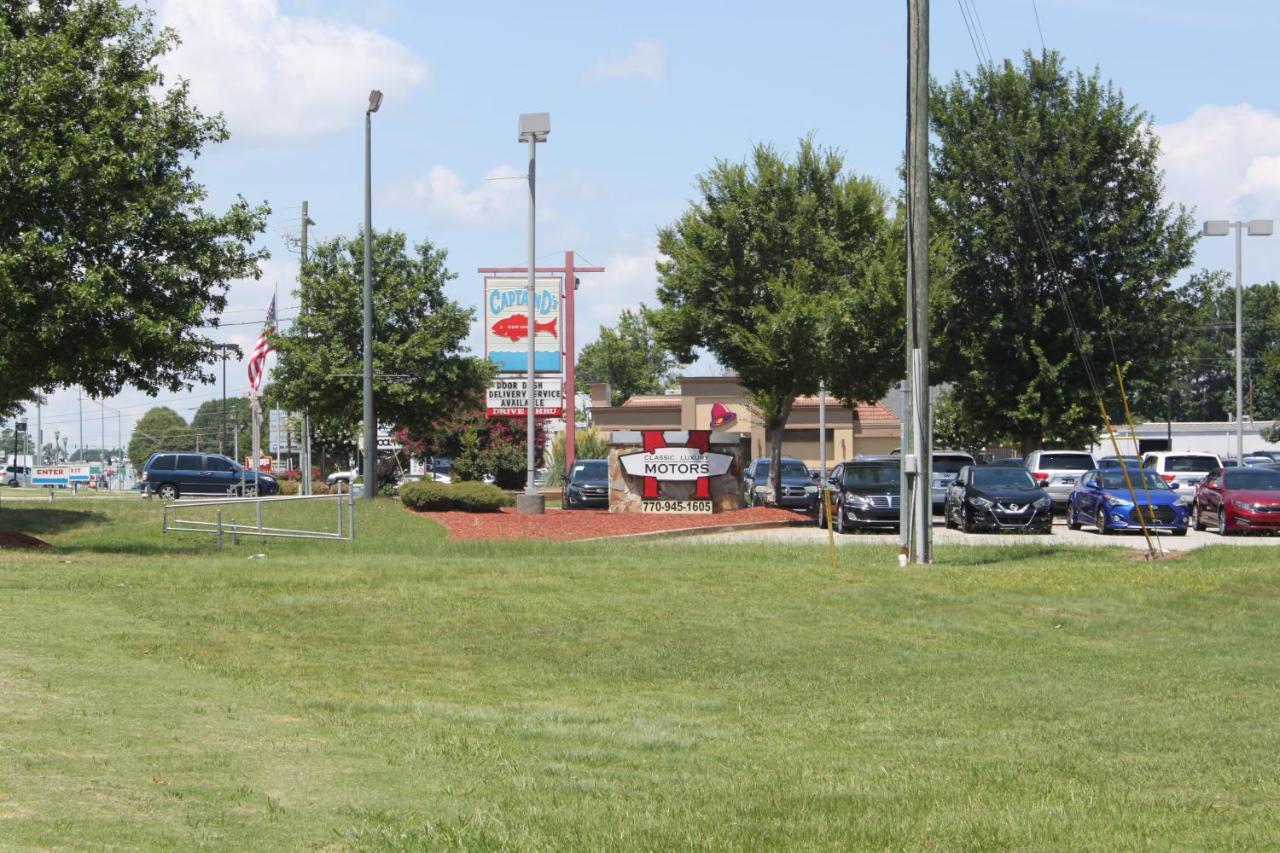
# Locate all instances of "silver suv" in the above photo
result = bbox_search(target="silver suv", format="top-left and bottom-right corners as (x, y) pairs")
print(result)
(1024, 449), (1097, 511)
(1141, 451), (1223, 500)
(931, 451), (976, 513)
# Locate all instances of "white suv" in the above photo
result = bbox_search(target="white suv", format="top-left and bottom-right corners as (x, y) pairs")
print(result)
(1141, 452), (1223, 500)
(1024, 449), (1097, 511)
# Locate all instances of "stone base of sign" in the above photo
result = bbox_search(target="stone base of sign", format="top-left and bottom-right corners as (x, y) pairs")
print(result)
(515, 493), (546, 515)
(607, 434), (749, 513)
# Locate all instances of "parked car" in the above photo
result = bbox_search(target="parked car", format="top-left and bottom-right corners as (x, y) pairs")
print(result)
(1, 465), (30, 487)
(141, 452), (278, 500)
(1067, 468), (1189, 536)
(1023, 449), (1097, 512)
(563, 458), (609, 509)
(1191, 466), (1280, 535)
(326, 467), (358, 487)
(1240, 455), (1275, 467)
(1140, 451), (1222, 500)
(931, 451), (977, 513)
(1097, 455), (1143, 471)
(743, 457), (820, 512)
(944, 465), (1052, 533)
(985, 457), (1024, 468)
(816, 456), (900, 533)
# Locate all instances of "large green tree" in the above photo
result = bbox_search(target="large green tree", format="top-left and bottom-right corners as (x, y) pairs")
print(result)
(271, 231), (490, 451)
(651, 137), (903, 501)
(930, 50), (1196, 454)
(190, 397), (253, 459)
(575, 307), (675, 405)
(0, 1), (269, 413)
(126, 406), (192, 473)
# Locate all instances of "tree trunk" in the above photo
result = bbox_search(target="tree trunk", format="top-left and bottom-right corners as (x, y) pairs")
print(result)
(1019, 435), (1041, 458)
(767, 397), (795, 505)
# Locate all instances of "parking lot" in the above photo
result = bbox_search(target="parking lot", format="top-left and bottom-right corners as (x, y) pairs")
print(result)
(686, 516), (1280, 551)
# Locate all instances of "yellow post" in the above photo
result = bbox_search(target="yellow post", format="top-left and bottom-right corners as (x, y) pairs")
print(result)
(823, 485), (836, 570)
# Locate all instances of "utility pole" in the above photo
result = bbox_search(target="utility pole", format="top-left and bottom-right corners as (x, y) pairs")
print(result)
(78, 389), (83, 463)
(900, 0), (933, 565)
(300, 200), (315, 495)
(36, 403), (42, 465)
(100, 399), (105, 464)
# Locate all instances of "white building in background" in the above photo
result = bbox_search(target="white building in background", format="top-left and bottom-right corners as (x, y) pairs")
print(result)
(1089, 420), (1278, 461)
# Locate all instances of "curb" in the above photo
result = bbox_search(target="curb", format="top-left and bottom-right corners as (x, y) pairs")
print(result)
(579, 518), (810, 543)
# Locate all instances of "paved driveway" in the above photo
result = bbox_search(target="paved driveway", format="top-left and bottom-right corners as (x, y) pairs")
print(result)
(684, 516), (1279, 551)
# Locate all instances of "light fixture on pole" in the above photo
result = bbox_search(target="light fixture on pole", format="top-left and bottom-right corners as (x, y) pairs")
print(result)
(362, 89), (382, 501)
(1202, 218), (1273, 463)
(517, 112), (549, 514)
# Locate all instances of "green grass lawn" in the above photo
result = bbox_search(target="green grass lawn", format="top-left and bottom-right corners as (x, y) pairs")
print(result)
(1, 495), (1277, 850)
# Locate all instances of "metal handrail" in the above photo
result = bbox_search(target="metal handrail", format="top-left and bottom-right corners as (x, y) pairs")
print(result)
(162, 488), (355, 545)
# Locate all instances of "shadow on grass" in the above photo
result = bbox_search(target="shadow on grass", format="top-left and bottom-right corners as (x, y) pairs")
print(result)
(0, 507), (108, 537)
(934, 543), (1077, 566)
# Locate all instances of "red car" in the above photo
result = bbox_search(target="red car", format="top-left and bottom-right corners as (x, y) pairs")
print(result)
(1192, 467), (1280, 535)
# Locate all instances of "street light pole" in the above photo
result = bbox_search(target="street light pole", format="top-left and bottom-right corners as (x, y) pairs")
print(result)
(1202, 218), (1273, 463)
(363, 90), (382, 501)
(517, 112), (550, 513)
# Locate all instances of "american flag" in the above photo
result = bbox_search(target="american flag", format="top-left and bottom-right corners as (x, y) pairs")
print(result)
(247, 294), (276, 395)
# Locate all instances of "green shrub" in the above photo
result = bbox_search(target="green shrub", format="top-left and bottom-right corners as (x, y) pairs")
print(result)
(278, 480), (301, 496)
(400, 480), (511, 513)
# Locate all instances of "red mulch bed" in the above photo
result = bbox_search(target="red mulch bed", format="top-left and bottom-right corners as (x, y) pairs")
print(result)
(0, 531), (52, 548)
(411, 505), (807, 542)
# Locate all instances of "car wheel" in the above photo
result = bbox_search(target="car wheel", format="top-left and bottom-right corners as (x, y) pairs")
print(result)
(240, 485), (257, 498)
(944, 501), (957, 529)
(1067, 500), (1082, 530)
(1192, 503), (1205, 531)
(961, 507), (977, 533)
(1218, 509), (1230, 537)
(157, 483), (179, 500)
(815, 501), (826, 528)
(835, 506), (846, 535)
(1172, 527), (1188, 537)
(1095, 505), (1112, 535)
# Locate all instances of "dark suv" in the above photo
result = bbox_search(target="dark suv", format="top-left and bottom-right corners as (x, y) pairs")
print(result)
(819, 456), (901, 533)
(743, 456), (819, 512)
(141, 452), (279, 500)
(564, 459), (609, 509)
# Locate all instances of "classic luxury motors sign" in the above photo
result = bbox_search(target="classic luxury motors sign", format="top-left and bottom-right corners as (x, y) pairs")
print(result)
(619, 430), (733, 512)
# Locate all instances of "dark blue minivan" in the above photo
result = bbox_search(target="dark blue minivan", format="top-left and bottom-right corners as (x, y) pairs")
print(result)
(141, 452), (279, 499)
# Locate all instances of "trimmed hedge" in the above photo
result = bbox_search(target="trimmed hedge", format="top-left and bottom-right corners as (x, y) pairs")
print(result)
(400, 480), (513, 513)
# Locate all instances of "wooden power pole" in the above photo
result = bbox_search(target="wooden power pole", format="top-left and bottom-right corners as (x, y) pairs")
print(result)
(900, 0), (933, 564)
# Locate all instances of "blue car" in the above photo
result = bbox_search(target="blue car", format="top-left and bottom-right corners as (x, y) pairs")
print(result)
(1066, 468), (1189, 536)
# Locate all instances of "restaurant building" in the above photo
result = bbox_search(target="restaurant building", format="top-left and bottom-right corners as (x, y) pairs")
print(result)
(588, 376), (901, 468)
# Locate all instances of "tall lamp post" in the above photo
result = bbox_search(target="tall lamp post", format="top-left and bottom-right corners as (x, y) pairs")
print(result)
(211, 343), (237, 455)
(1202, 218), (1273, 462)
(362, 89), (382, 501)
(517, 112), (549, 514)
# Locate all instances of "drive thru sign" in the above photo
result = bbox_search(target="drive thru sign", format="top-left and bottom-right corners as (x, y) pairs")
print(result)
(485, 378), (564, 417)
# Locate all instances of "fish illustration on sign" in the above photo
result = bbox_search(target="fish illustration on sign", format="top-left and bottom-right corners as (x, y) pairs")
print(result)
(490, 313), (558, 342)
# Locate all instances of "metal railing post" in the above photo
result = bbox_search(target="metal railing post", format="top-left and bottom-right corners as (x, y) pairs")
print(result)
(162, 502), (168, 533)
(256, 498), (263, 539)
(216, 509), (223, 548)
(348, 491), (355, 542)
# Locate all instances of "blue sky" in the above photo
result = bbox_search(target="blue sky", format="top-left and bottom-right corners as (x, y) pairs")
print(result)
(26, 0), (1280, 456)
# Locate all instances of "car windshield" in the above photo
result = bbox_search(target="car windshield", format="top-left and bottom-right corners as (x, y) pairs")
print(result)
(842, 465), (898, 487)
(1164, 455), (1219, 473)
(571, 460), (608, 481)
(1038, 453), (1094, 470)
(933, 456), (972, 474)
(972, 468), (1037, 489)
(1101, 470), (1171, 490)
(1224, 469), (1280, 490)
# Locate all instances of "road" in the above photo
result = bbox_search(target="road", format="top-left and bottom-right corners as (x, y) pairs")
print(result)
(685, 516), (1280, 551)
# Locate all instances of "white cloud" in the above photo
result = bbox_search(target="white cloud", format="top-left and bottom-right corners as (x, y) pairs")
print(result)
(1158, 103), (1280, 220)
(585, 39), (666, 83)
(577, 244), (661, 339)
(399, 165), (532, 224)
(150, 0), (429, 143)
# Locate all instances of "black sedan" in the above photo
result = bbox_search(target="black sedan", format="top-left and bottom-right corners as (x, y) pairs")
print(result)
(816, 457), (900, 533)
(944, 465), (1053, 533)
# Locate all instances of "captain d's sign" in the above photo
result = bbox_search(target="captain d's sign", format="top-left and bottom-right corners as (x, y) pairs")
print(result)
(619, 430), (734, 499)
